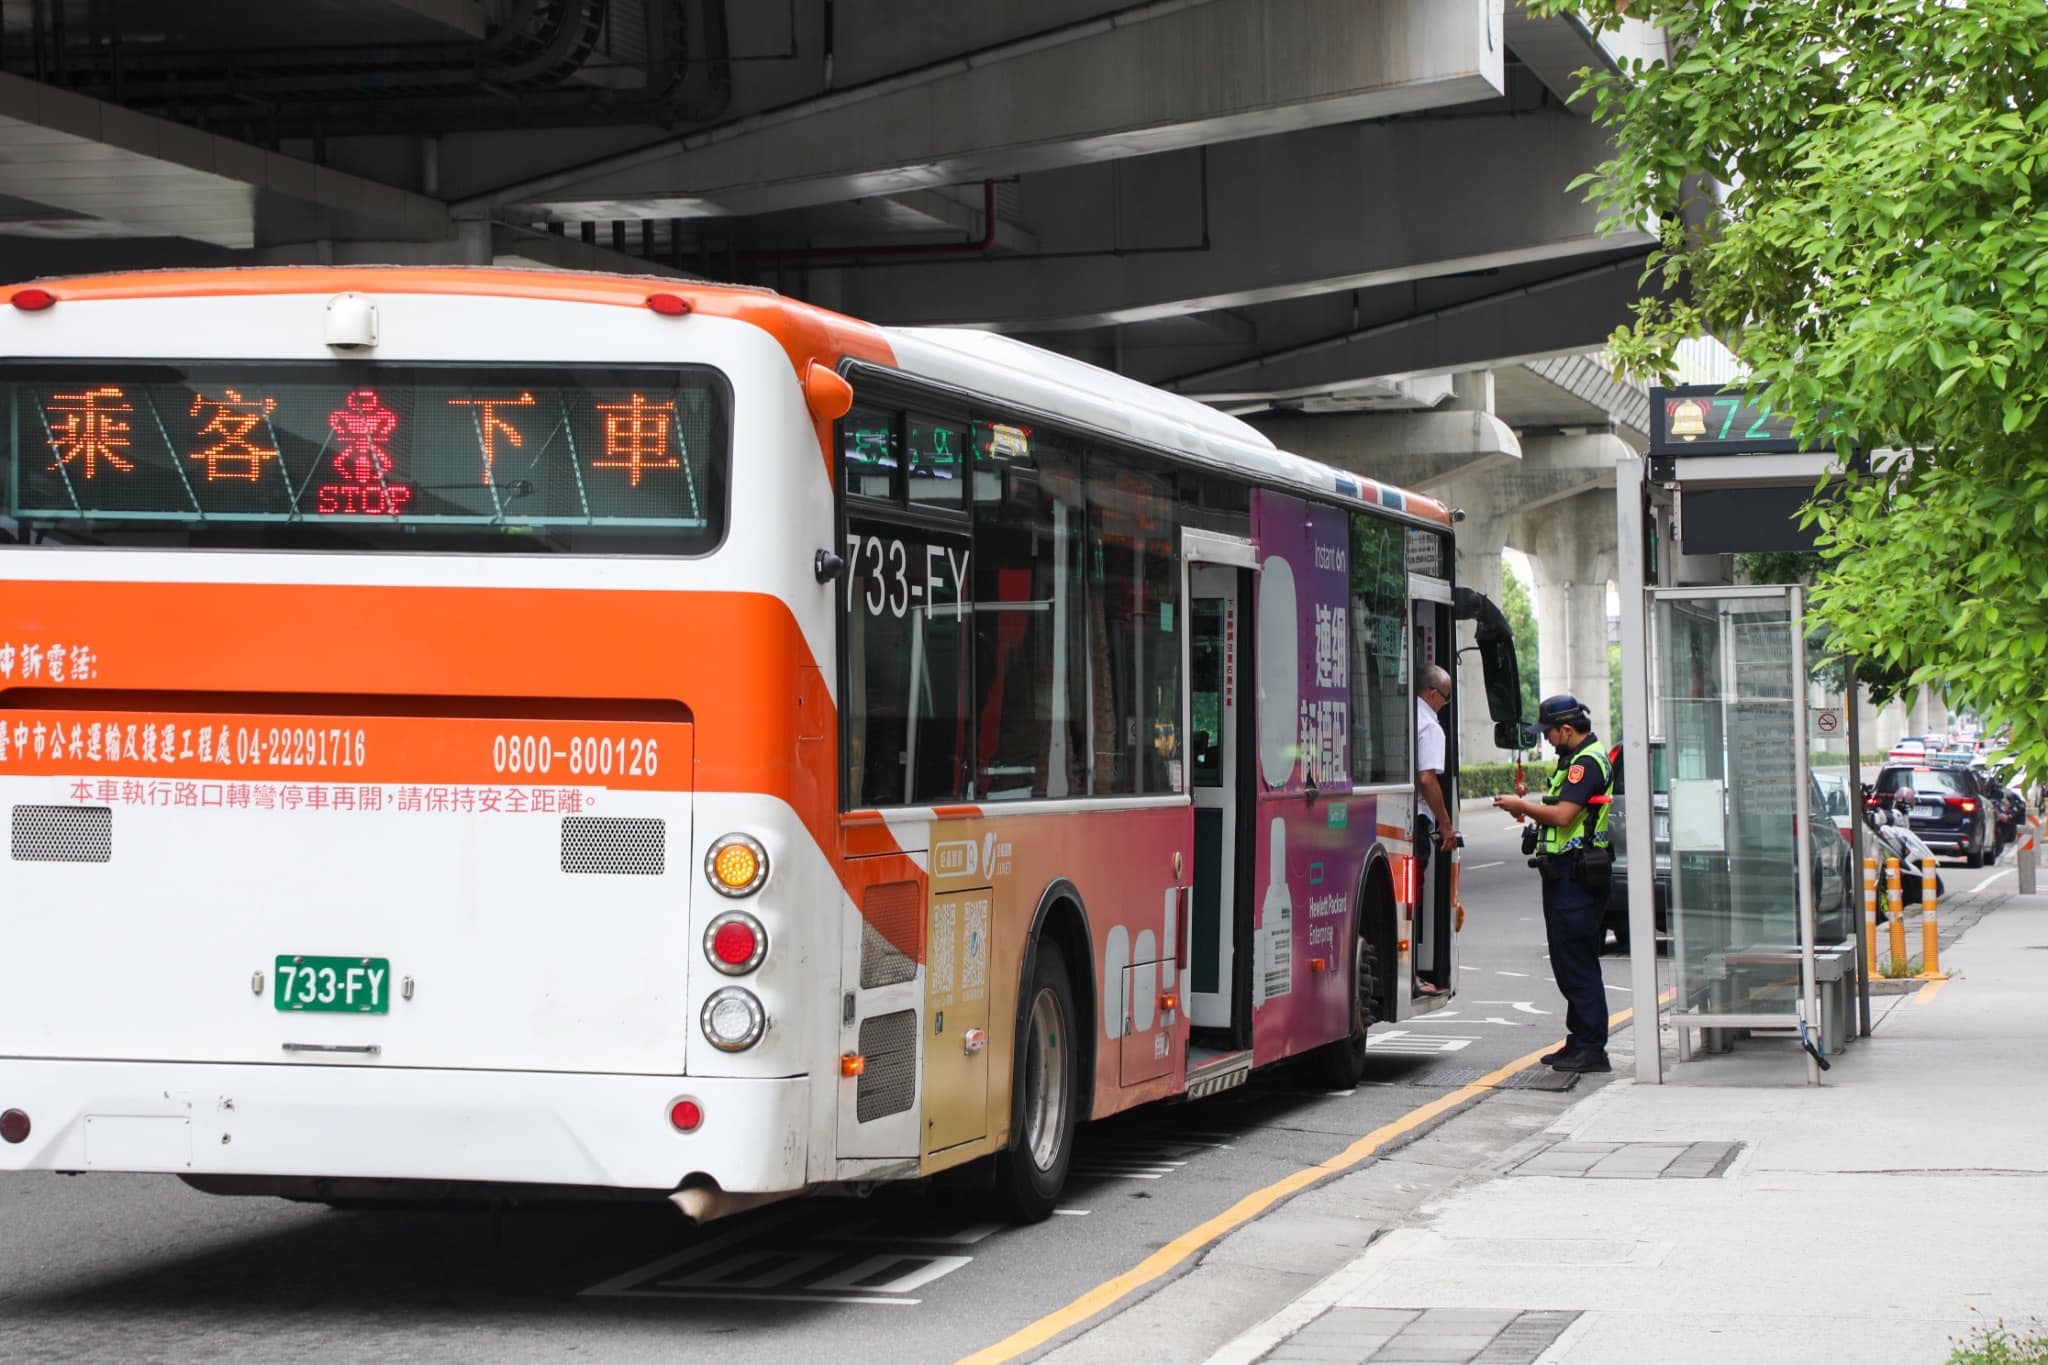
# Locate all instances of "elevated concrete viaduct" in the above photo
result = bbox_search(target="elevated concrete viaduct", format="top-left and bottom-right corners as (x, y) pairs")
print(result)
(0, 0), (1680, 759)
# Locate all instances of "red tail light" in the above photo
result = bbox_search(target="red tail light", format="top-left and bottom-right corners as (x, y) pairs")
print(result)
(1946, 797), (1977, 813)
(9, 287), (55, 311)
(0, 1108), (29, 1143)
(669, 1098), (703, 1132)
(706, 912), (765, 973)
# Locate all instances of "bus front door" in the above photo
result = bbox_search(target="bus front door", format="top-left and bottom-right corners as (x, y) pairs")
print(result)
(1189, 558), (1253, 1036)
(1412, 592), (1457, 995)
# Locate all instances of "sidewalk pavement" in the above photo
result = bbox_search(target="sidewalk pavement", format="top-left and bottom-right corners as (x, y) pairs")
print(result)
(1209, 891), (2048, 1365)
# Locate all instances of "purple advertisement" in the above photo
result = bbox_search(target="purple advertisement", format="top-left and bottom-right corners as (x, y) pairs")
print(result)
(1248, 490), (1371, 1060)
(1251, 490), (1353, 794)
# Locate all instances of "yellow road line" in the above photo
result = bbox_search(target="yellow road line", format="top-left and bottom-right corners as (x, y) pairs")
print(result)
(1912, 976), (1950, 1006)
(957, 1007), (1637, 1365)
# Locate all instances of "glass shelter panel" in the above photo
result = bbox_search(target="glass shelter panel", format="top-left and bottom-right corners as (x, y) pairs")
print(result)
(1658, 592), (1808, 1028)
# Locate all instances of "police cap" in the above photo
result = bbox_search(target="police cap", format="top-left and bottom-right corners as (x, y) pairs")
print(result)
(1536, 693), (1592, 729)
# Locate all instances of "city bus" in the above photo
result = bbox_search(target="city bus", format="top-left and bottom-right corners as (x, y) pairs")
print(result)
(0, 267), (1522, 1223)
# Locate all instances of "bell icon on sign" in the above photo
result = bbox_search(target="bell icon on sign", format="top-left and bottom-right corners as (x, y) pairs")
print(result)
(1668, 398), (1707, 440)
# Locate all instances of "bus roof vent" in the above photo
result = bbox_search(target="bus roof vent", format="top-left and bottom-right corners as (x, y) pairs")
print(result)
(12, 805), (112, 863)
(560, 816), (666, 876)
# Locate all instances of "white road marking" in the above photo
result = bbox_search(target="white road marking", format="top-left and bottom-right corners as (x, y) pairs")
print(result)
(1468, 860), (1504, 870)
(1369, 1030), (1479, 1054)
(1604, 983), (1633, 993)
(1496, 970), (1530, 978)
(1961, 867), (2014, 897)
(1053, 1208), (1091, 1216)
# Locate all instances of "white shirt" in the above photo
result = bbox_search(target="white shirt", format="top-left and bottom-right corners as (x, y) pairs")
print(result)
(1416, 697), (1446, 777)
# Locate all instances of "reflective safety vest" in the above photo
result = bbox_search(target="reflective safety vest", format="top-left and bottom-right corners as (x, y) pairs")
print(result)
(1540, 736), (1613, 856)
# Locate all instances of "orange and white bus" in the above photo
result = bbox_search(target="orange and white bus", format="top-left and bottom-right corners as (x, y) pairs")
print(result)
(0, 268), (1522, 1222)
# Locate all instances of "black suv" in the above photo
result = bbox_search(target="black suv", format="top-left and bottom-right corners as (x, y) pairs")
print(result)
(1871, 763), (1996, 866)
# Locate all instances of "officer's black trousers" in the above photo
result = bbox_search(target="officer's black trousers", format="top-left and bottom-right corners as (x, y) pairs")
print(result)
(1542, 873), (1609, 1054)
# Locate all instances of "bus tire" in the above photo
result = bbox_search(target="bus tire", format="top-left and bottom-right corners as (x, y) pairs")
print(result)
(1306, 931), (1381, 1089)
(989, 939), (1078, 1224)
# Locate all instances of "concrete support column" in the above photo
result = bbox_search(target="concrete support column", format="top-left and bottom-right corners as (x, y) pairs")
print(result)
(1528, 496), (1616, 741)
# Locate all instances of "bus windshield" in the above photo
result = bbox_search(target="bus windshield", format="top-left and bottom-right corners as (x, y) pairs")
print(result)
(4, 362), (729, 554)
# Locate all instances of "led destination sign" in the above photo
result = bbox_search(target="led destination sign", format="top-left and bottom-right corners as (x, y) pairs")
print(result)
(8, 364), (727, 529)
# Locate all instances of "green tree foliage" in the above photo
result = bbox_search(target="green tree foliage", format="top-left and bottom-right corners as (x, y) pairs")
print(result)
(1498, 560), (1543, 725)
(1530, 0), (2048, 776)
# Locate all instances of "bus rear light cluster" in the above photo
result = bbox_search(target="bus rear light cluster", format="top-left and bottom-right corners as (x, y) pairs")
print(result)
(0, 1108), (29, 1143)
(10, 288), (55, 311)
(702, 987), (766, 1052)
(705, 910), (767, 975)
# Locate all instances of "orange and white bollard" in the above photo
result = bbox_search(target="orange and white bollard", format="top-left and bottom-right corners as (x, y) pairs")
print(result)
(1921, 854), (1942, 978)
(2021, 817), (2039, 896)
(1863, 856), (1879, 979)
(1886, 857), (1907, 973)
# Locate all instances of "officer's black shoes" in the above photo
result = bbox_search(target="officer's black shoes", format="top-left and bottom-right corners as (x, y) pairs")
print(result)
(1548, 1049), (1613, 1073)
(1539, 1045), (1573, 1064)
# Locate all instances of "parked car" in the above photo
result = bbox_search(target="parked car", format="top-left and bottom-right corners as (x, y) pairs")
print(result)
(1607, 765), (1854, 952)
(1813, 769), (1857, 844)
(1968, 761), (2025, 855)
(1871, 763), (1997, 866)
(1886, 737), (1929, 764)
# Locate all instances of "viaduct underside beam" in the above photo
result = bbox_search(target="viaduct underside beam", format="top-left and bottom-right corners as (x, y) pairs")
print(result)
(466, 0), (1503, 225)
(1164, 252), (1650, 402)
(0, 73), (449, 250)
(824, 109), (1638, 332)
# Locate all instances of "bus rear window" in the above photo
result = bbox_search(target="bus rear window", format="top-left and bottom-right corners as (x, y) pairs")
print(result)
(3, 363), (728, 553)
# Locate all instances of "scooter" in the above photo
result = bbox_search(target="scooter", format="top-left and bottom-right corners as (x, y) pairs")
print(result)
(1860, 785), (1947, 905)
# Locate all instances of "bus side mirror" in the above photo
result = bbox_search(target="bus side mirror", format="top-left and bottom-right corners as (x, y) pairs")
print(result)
(1454, 587), (1527, 749)
(815, 549), (846, 583)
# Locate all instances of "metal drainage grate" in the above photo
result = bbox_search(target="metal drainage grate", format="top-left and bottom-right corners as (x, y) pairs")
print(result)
(1510, 1140), (1743, 1179)
(560, 817), (666, 876)
(856, 1009), (918, 1122)
(1406, 1065), (1581, 1092)
(1280, 1307), (1583, 1364)
(12, 805), (112, 863)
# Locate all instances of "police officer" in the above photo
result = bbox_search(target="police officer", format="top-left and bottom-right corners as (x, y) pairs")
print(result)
(1491, 693), (1614, 1073)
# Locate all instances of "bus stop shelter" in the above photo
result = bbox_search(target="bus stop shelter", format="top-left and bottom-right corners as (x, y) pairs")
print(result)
(1613, 386), (1866, 1084)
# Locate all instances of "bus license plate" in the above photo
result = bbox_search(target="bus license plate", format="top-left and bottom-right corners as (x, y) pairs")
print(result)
(274, 956), (391, 1014)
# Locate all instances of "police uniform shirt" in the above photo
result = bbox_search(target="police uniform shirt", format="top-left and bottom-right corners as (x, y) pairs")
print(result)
(1553, 739), (1608, 812)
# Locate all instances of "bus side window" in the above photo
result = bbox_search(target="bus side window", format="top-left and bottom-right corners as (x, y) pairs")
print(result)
(971, 419), (1087, 801)
(907, 414), (967, 511)
(1085, 449), (1181, 796)
(842, 406), (901, 501)
(1348, 511), (1410, 786)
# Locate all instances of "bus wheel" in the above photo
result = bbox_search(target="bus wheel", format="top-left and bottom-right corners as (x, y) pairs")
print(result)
(990, 940), (1077, 1223)
(1307, 933), (1380, 1089)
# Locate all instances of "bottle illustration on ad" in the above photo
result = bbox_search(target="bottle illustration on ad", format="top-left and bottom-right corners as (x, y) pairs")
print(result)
(1255, 816), (1294, 1007)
